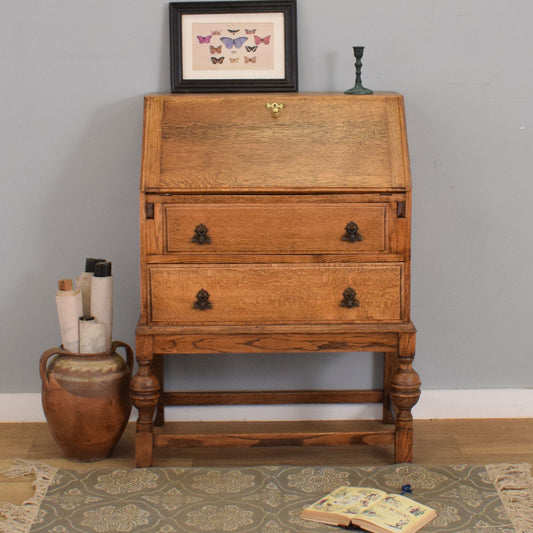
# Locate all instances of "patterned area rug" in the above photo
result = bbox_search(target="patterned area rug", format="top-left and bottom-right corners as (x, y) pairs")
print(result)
(1, 461), (532, 532)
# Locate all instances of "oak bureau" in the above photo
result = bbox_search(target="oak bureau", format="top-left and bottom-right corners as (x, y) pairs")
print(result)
(131, 92), (421, 467)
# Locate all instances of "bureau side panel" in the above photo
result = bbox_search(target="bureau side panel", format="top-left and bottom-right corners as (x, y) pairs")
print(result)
(387, 96), (412, 190)
(140, 97), (164, 191)
(139, 97), (164, 321)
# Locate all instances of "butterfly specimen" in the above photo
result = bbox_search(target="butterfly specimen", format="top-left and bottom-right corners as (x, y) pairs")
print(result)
(227, 29), (240, 34)
(211, 57), (224, 64)
(211, 30), (221, 35)
(245, 28), (256, 34)
(197, 35), (212, 44)
(245, 45), (258, 52)
(254, 35), (271, 45)
(210, 45), (222, 54)
(220, 36), (248, 49)
(230, 58), (239, 63)
(245, 56), (256, 63)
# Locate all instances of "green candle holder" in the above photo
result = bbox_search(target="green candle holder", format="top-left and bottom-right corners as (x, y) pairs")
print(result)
(345, 46), (373, 95)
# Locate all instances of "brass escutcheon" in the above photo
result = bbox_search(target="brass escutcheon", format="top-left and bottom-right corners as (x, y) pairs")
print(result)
(266, 102), (284, 118)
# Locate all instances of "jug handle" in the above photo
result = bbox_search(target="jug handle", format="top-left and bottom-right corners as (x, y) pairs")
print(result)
(113, 341), (135, 378)
(39, 347), (69, 390)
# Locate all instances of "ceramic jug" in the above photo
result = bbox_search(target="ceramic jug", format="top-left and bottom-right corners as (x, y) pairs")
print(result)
(40, 341), (133, 461)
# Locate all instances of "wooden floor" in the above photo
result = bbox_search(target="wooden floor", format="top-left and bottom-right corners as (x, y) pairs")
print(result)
(1, 419), (533, 507)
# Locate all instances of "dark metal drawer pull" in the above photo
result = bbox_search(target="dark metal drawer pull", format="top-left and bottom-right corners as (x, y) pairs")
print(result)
(192, 224), (211, 245)
(340, 287), (359, 308)
(193, 289), (212, 310)
(342, 221), (362, 242)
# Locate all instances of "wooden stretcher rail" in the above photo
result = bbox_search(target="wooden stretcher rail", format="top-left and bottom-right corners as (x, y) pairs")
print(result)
(154, 429), (396, 449)
(163, 389), (384, 406)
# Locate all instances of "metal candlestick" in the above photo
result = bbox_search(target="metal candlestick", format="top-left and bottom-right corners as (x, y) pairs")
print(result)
(345, 46), (373, 95)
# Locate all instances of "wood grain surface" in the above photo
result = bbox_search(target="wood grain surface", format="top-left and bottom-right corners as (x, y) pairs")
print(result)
(141, 93), (410, 192)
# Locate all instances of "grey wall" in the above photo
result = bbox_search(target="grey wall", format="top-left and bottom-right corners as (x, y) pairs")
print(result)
(1, 0), (532, 395)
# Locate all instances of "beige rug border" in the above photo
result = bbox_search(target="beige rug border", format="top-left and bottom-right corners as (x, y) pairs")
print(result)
(486, 463), (533, 533)
(1, 460), (532, 533)
(0, 460), (58, 533)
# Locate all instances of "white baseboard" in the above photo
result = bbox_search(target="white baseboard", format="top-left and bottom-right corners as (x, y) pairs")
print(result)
(2, 389), (533, 422)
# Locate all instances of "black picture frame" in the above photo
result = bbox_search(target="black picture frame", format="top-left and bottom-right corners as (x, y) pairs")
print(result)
(169, 0), (298, 92)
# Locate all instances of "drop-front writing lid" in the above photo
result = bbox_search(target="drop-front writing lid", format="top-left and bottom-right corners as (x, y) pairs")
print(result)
(141, 93), (410, 192)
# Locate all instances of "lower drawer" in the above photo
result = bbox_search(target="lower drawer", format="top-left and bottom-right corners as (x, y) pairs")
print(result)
(149, 263), (403, 325)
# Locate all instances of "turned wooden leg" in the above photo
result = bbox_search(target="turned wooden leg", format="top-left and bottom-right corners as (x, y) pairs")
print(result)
(382, 352), (397, 424)
(130, 335), (159, 467)
(153, 354), (165, 427)
(390, 333), (420, 463)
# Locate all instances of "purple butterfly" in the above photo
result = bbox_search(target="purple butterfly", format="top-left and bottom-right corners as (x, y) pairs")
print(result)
(220, 36), (248, 49)
(197, 35), (212, 44)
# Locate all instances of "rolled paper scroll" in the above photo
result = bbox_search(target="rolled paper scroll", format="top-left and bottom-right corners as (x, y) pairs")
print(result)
(78, 316), (107, 353)
(75, 258), (106, 316)
(55, 279), (83, 352)
(75, 273), (92, 316)
(90, 261), (113, 352)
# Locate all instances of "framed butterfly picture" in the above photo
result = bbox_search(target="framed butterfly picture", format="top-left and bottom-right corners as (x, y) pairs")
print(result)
(169, 0), (298, 92)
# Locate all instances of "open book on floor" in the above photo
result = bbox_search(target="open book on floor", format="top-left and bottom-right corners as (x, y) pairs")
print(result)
(301, 486), (436, 533)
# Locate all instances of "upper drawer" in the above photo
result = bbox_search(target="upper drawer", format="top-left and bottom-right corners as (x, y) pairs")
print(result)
(141, 93), (411, 192)
(164, 202), (388, 254)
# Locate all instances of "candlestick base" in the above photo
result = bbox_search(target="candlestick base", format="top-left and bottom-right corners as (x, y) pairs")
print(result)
(344, 85), (373, 95)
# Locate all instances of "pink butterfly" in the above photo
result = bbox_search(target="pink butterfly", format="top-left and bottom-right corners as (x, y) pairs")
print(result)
(254, 35), (271, 45)
(197, 35), (212, 44)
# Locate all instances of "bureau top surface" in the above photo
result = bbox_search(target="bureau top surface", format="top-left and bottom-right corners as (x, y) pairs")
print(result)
(140, 92), (411, 193)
